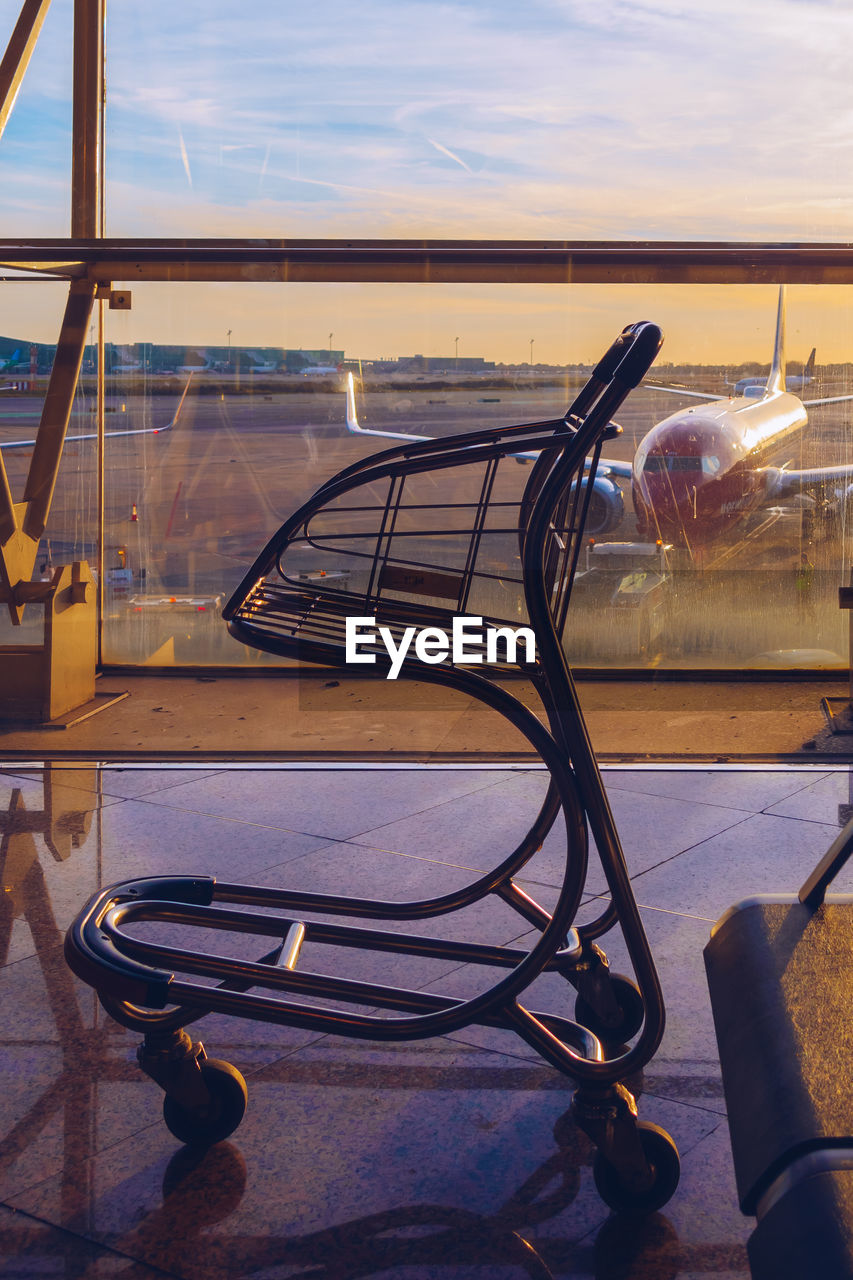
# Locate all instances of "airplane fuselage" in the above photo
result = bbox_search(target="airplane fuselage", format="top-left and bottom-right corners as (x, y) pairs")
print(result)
(631, 389), (808, 548)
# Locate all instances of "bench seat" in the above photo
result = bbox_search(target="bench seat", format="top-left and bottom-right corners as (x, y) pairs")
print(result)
(705, 894), (853, 1278)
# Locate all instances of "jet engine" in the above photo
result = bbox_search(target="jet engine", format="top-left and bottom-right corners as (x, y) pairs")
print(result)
(573, 474), (625, 538)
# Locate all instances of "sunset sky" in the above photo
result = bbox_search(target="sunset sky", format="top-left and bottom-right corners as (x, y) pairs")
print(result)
(3, 0), (853, 362)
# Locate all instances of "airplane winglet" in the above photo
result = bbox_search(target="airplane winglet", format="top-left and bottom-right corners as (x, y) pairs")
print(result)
(345, 371), (361, 432)
(343, 372), (431, 443)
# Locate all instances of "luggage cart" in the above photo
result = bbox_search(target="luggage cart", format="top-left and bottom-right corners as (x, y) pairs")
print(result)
(65, 321), (680, 1214)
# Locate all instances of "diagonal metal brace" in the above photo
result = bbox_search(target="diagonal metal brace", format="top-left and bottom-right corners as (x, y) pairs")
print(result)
(0, 278), (95, 623)
(0, 0), (53, 142)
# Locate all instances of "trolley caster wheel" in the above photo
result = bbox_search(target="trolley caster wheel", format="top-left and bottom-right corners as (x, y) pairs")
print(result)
(575, 974), (645, 1042)
(593, 1121), (680, 1215)
(163, 1059), (248, 1146)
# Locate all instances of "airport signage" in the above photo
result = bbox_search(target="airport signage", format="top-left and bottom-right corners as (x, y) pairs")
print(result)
(345, 615), (536, 679)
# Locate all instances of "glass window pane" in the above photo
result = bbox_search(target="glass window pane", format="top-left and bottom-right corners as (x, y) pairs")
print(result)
(105, 1), (853, 240)
(95, 280), (853, 671)
(0, 0), (72, 235)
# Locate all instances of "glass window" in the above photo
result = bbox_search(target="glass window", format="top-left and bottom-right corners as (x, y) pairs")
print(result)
(103, 1), (853, 240)
(91, 281), (853, 671)
(0, 0), (73, 234)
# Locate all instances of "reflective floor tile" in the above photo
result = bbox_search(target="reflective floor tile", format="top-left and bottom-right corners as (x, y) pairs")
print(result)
(0, 1203), (171, 1279)
(1, 800), (332, 967)
(630, 810), (850, 921)
(0, 945), (327, 1202)
(765, 767), (853, 825)
(9, 1035), (723, 1280)
(603, 766), (830, 814)
(97, 768), (225, 800)
(133, 769), (516, 842)
(534, 783), (751, 898)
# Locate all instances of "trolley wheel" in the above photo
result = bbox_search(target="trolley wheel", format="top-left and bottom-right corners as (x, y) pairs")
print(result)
(593, 1121), (680, 1215)
(163, 1059), (248, 1146)
(574, 973), (645, 1042)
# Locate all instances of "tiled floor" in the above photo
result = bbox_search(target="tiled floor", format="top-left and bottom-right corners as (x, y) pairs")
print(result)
(2, 760), (852, 1279)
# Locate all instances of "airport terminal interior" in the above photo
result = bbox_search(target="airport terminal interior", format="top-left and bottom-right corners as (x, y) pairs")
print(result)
(7, 2), (853, 1277)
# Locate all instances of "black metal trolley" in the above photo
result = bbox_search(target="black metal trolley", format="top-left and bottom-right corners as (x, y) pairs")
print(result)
(65, 321), (680, 1214)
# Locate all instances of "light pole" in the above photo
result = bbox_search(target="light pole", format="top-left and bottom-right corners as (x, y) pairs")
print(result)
(329, 332), (334, 358)
(455, 336), (459, 370)
(226, 329), (232, 369)
(529, 337), (534, 367)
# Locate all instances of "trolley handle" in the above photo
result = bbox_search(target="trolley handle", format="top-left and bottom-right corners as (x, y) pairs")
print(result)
(64, 875), (217, 1009)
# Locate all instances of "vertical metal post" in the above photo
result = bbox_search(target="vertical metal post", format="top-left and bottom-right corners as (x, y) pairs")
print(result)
(72, 0), (106, 655)
(97, 3), (106, 659)
(71, 0), (103, 238)
(848, 566), (853, 711)
(96, 297), (105, 662)
(823, 572), (853, 734)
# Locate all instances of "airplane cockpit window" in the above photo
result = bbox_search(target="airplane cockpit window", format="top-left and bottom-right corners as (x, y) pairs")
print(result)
(642, 455), (667, 473)
(642, 455), (702, 474)
(669, 457), (701, 472)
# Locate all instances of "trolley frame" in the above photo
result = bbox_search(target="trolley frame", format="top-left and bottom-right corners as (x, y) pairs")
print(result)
(66, 320), (680, 1213)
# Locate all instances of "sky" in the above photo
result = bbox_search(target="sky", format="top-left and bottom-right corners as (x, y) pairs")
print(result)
(3, 0), (853, 362)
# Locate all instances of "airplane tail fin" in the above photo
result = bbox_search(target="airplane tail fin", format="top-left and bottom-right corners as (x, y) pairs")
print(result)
(804, 346), (816, 380)
(766, 285), (787, 394)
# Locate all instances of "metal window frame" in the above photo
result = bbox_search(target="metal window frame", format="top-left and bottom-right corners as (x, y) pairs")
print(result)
(3, 239), (853, 284)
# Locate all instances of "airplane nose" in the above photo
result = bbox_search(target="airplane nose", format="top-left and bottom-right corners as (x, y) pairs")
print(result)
(638, 468), (706, 543)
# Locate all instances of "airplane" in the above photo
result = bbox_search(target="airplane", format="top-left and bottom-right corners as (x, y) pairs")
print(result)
(344, 288), (853, 555)
(0, 349), (22, 388)
(0, 372), (195, 449)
